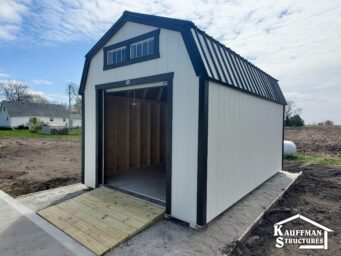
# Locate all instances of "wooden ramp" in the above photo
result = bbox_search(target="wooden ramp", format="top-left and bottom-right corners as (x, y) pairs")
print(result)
(38, 187), (165, 255)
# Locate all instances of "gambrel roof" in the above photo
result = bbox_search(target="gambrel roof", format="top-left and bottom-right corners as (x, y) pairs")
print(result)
(1, 101), (68, 118)
(79, 11), (286, 105)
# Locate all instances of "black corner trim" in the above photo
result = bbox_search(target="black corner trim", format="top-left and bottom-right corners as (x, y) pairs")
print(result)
(282, 105), (285, 169)
(81, 95), (85, 184)
(197, 77), (209, 226)
(103, 29), (160, 70)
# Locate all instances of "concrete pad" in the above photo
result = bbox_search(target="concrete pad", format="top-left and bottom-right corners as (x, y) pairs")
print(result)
(17, 183), (88, 212)
(0, 190), (94, 256)
(106, 171), (300, 256)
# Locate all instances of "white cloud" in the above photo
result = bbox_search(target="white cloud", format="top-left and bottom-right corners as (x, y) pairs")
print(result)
(31, 79), (53, 85)
(1, 0), (341, 123)
(0, 0), (28, 41)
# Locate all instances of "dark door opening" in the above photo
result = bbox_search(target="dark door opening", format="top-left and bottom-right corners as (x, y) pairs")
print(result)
(103, 86), (168, 205)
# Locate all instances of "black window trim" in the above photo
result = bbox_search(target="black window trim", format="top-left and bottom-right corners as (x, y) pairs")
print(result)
(103, 29), (160, 70)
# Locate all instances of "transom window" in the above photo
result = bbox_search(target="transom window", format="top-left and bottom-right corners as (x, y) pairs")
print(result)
(107, 46), (126, 65)
(130, 38), (154, 59)
(103, 29), (160, 70)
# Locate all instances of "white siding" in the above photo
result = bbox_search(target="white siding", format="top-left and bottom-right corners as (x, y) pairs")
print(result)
(84, 22), (199, 224)
(9, 116), (68, 128)
(70, 119), (82, 128)
(206, 81), (283, 222)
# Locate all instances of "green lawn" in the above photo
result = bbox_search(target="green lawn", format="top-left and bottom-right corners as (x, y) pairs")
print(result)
(288, 153), (341, 165)
(0, 128), (81, 139)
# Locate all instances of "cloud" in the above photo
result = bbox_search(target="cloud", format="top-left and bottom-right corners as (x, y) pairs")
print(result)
(0, 0), (28, 41)
(1, 0), (341, 123)
(31, 79), (53, 85)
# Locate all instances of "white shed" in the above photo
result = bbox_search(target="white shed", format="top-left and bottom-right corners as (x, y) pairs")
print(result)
(79, 11), (286, 226)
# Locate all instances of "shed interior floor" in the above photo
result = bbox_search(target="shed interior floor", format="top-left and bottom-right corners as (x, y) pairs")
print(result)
(106, 165), (166, 202)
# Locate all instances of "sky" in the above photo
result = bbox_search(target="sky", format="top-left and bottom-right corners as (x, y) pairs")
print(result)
(0, 0), (340, 124)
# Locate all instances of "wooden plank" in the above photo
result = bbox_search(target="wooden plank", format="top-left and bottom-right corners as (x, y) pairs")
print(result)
(151, 103), (161, 165)
(39, 208), (109, 255)
(38, 188), (164, 255)
(105, 95), (118, 177)
(160, 103), (167, 162)
(129, 101), (141, 168)
(140, 102), (151, 166)
(116, 98), (130, 171)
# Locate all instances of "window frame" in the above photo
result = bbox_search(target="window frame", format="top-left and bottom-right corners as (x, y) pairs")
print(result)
(103, 29), (160, 70)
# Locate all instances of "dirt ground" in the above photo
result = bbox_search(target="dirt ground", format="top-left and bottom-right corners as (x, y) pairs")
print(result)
(229, 160), (341, 255)
(285, 125), (341, 157)
(0, 137), (81, 197)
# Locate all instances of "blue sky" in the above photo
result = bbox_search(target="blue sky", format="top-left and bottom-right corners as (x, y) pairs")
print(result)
(1, 0), (341, 124)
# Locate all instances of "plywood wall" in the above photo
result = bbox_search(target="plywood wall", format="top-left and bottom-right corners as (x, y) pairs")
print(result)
(105, 95), (167, 179)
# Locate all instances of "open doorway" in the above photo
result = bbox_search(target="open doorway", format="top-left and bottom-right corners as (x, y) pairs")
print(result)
(103, 85), (168, 205)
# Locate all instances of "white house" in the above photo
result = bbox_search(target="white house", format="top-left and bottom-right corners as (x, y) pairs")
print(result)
(0, 101), (68, 128)
(79, 11), (286, 227)
(70, 113), (82, 128)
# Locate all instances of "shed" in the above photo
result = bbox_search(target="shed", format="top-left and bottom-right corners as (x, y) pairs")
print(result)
(79, 11), (286, 227)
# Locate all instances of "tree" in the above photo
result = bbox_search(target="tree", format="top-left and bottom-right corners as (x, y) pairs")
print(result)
(285, 100), (304, 126)
(0, 80), (29, 102)
(289, 114), (304, 126)
(25, 93), (50, 103)
(324, 120), (334, 125)
(73, 96), (82, 113)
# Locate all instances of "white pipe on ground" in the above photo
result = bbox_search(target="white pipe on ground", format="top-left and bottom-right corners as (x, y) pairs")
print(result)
(284, 140), (297, 156)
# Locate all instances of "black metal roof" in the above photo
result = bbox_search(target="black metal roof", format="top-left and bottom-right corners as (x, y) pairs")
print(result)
(79, 11), (286, 105)
(2, 101), (68, 118)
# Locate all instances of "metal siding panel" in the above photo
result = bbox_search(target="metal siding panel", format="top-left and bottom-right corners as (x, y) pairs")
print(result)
(191, 29), (213, 77)
(206, 81), (283, 222)
(207, 39), (226, 83)
(224, 49), (245, 90)
(220, 48), (240, 88)
(213, 43), (232, 85)
(197, 32), (219, 80)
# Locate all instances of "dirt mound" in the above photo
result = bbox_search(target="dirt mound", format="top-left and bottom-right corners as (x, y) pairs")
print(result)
(0, 137), (81, 197)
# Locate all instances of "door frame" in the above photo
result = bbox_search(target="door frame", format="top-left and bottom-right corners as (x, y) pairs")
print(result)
(95, 72), (174, 214)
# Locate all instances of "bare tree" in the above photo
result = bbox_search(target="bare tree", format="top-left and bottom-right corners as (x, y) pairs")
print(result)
(0, 80), (29, 101)
(25, 93), (50, 103)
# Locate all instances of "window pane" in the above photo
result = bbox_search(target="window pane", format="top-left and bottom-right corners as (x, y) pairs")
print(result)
(148, 38), (154, 54)
(137, 43), (142, 57)
(112, 51), (117, 63)
(142, 41), (148, 55)
(117, 50), (121, 62)
(122, 48), (126, 61)
(131, 44), (136, 58)
(107, 52), (113, 64)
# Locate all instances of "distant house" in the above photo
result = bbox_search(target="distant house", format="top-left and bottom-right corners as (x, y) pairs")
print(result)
(0, 101), (68, 128)
(70, 113), (82, 128)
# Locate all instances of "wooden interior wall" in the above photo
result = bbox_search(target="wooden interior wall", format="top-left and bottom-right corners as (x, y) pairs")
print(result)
(105, 95), (167, 179)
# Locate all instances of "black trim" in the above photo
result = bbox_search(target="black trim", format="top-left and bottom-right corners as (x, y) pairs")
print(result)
(95, 90), (103, 186)
(282, 105), (285, 169)
(103, 29), (160, 70)
(95, 72), (173, 215)
(81, 95), (85, 184)
(197, 77), (209, 226)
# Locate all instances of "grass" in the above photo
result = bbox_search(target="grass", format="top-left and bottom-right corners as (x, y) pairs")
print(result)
(288, 153), (341, 165)
(0, 128), (81, 139)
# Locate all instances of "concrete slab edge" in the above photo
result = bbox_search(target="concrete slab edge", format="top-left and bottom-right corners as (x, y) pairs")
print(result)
(236, 171), (302, 242)
(0, 189), (94, 256)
